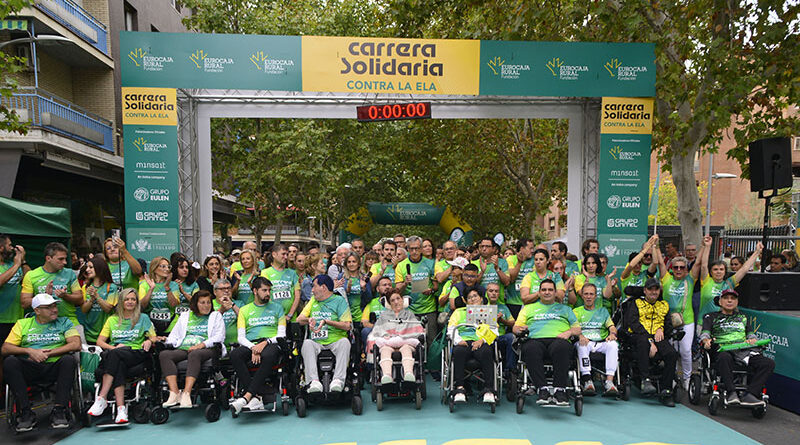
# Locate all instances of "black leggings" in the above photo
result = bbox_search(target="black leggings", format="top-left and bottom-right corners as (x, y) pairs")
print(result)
(230, 344), (282, 397)
(714, 350), (775, 395)
(98, 348), (147, 387)
(632, 334), (677, 388)
(4, 355), (76, 410)
(522, 338), (572, 388)
(452, 341), (494, 391)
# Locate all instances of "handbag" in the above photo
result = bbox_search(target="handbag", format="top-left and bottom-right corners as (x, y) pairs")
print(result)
(80, 347), (102, 389)
(670, 285), (689, 328)
(426, 330), (447, 371)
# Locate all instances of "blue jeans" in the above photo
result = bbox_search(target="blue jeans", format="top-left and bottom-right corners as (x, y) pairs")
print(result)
(361, 326), (372, 353)
(496, 333), (516, 374)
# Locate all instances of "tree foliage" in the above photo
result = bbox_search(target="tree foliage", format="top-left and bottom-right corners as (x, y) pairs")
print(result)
(0, 0), (31, 135)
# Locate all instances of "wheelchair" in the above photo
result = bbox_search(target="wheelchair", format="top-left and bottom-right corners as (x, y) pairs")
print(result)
(689, 349), (769, 418)
(369, 336), (426, 411)
(86, 345), (161, 426)
(578, 349), (627, 401)
(228, 340), (296, 418)
(293, 329), (364, 417)
(4, 351), (88, 433)
(149, 343), (228, 423)
(440, 324), (502, 413)
(509, 334), (583, 416)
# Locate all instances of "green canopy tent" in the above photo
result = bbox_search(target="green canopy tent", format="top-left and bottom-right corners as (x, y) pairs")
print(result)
(0, 196), (71, 269)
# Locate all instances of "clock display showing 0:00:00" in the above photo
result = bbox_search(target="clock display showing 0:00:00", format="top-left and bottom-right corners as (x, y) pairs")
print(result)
(357, 102), (431, 122)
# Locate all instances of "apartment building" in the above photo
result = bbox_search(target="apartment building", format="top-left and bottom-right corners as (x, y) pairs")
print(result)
(0, 0), (189, 257)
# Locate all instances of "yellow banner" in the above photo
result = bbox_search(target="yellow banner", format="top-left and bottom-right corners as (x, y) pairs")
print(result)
(302, 36), (480, 95)
(600, 97), (654, 134)
(121, 87), (177, 126)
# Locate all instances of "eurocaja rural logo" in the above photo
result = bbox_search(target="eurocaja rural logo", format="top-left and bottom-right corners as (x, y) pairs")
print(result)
(604, 58), (648, 81)
(486, 55), (529, 80)
(190, 49), (234, 73)
(546, 57), (588, 81)
(340, 41), (444, 77)
(249, 50), (294, 75)
(131, 137), (167, 153)
(128, 47), (173, 72)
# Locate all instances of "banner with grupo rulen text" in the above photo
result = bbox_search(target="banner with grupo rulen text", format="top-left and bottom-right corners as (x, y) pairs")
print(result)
(597, 97), (654, 270)
(122, 87), (180, 261)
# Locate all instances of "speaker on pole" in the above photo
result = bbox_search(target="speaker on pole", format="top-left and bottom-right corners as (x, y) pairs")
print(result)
(749, 137), (792, 192)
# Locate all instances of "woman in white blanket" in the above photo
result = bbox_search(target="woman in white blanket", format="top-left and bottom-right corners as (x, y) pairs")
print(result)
(367, 290), (425, 384)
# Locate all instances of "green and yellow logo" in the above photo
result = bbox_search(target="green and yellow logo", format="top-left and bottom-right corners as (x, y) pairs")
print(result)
(486, 56), (505, 75)
(546, 57), (564, 76)
(133, 137), (146, 151)
(609, 145), (623, 160)
(190, 50), (207, 69)
(604, 58), (622, 77)
(128, 48), (146, 67)
(250, 51), (269, 71)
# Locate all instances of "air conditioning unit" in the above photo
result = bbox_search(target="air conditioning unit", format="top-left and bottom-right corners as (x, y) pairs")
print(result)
(14, 45), (38, 71)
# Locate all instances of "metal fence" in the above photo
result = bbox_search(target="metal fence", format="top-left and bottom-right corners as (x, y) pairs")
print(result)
(34, 0), (108, 55)
(719, 225), (797, 258)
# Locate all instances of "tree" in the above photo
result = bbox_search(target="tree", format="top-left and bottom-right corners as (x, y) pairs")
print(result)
(648, 171), (706, 227)
(0, 0), (31, 135)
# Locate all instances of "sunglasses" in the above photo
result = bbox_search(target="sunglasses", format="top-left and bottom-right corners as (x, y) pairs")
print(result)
(673, 265), (687, 270)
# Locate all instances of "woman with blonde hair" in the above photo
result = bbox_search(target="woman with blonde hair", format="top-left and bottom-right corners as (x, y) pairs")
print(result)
(232, 249), (259, 305)
(139, 256), (179, 335)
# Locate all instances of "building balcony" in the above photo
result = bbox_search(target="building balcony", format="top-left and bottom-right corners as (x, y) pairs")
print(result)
(33, 0), (108, 56)
(2, 88), (113, 153)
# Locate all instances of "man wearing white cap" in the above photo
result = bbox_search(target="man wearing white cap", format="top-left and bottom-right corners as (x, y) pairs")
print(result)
(2, 294), (80, 432)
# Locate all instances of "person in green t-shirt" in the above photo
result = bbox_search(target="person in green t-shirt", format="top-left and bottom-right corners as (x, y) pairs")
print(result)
(487, 283), (516, 375)
(229, 241), (265, 277)
(472, 237), (511, 305)
(138, 256), (179, 335)
(571, 253), (617, 311)
(434, 240), (459, 286)
(342, 252), (366, 321)
(370, 240), (399, 289)
(513, 279), (581, 407)
(396, 236), (437, 346)
(697, 238), (761, 322)
(87, 289), (160, 424)
(572, 283), (619, 397)
(297, 275), (352, 393)
(0, 235), (30, 339)
(172, 256), (200, 317)
(160, 291), (225, 409)
(551, 241), (580, 278)
(260, 245), (301, 321)
(2, 293), (81, 431)
(21, 242), (83, 327)
(232, 250), (260, 306)
(229, 276), (287, 414)
(212, 278), (242, 347)
(79, 257), (119, 344)
(103, 236), (143, 291)
(620, 235), (660, 293)
(506, 238), (535, 317)
(521, 248), (570, 305)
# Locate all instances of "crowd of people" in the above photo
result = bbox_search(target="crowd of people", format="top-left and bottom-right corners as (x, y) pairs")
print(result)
(0, 231), (775, 431)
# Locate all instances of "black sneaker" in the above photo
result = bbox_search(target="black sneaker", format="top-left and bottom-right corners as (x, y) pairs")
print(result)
(15, 409), (37, 433)
(641, 378), (657, 396)
(740, 392), (766, 407)
(536, 387), (552, 405)
(553, 388), (569, 407)
(725, 391), (740, 405)
(50, 406), (70, 429)
(660, 389), (675, 407)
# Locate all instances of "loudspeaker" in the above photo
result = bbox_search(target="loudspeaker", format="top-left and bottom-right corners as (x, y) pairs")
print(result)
(737, 272), (800, 310)
(749, 137), (792, 192)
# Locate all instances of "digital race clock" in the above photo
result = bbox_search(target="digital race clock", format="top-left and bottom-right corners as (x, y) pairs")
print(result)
(356, 102), (432, 122)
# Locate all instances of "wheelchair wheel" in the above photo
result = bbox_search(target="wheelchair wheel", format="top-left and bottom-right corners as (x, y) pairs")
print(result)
(282, 401), (290, 416)
(448, 396), (454, 413)
(150, 406), (169, 424)
(351, 395), (363, 415)
(574, 397), (583, 416)
(205, 403), (221, 422)
(415, 390), (422, 410)
(752, 406), (766, 419)
(621, 380), (630, 401)
(708, 396), (720, 416)
(672, 385), (682, 404)
(131, 402), (150, 424)
(688, 375), (702, 405)
(516, 396), (524, 414)
(490, 402), (496, 414)
(295, 397), (307, 418)
(376, 392), (383, 411)
(506, 375), (517, 402)
(371, 381), (377, 403)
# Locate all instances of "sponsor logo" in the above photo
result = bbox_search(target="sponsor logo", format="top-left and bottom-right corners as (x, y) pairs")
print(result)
(606, 218), (639, 229)
(128, 47), (174, 72)
(133, 187), (149, 202)
(132, 137), (168, 152)
(131, 239), (151, 252)
(486, 55), (529, 80)
(134, 211), (169, 222)
(134, 188), (170, 202)
(604, 58), (648, 81)
(386, 204), (428, 222)
(250, 50), (295, 75)
(603, 244), (619, 258)
(607, 195), (621, 209)
(546, 57), (588, 81)
(607, 195), (642, 209)
(190, 49), (234, 73)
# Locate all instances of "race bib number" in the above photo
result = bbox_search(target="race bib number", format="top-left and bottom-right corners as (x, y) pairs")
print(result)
(310, 328), (328, 341)
(151, 309), (171, 321)
(272, 290), (291, 300)
(515, 282), (521, 291)
(175, 306), (191, 314)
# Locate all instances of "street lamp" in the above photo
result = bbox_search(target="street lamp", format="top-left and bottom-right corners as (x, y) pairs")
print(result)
(0, 35), (72, 89)
(705, 153), (737, 236)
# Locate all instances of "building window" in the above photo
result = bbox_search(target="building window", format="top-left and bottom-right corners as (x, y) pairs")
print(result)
(793, 136), (800, 150)
(124, 2), (137, 31)
(549, 217), (556, 230)
(694, 151), (701, 172)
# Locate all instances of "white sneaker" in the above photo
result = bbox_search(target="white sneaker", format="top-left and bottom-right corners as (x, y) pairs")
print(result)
(330, 379), (344, 392)
(380, 374), (393, 385)
(230, 397), (247, 415)
(114, 405), (129, 424)
(162, 391), (181, 408)
(482, 392), (496, 404)
(308, 380), (323, 393)
(454, 392), (467, 403)
(682, 379), (690, 392)
(245, 396), (264, 411)
(403, 372), (416, 382)
(87, 397), (108, 416)
(179, 391), (193, 408)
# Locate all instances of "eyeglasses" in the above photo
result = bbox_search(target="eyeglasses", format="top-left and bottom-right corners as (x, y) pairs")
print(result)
(216, 286), (232, 291)
(643, 254), (652, 258)
(408, 246), (421, 251)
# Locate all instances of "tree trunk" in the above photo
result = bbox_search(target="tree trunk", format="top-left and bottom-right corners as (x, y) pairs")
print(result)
(273, 214), (283, 246)
(671, 148), (703, 248)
